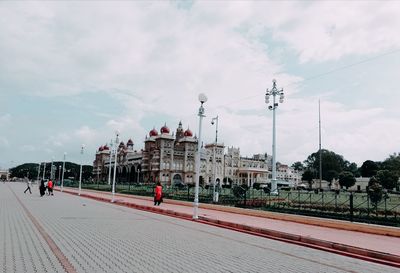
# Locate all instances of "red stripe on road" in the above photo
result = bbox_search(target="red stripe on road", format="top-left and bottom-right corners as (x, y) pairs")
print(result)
(9, 186), (77, 273)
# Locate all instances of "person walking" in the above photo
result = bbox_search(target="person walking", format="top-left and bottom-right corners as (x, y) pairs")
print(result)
(24, 179), (32, 194)
(154, 182), (163, 206)
(47, 179), (54, 196)
(39, 180), (46, 197)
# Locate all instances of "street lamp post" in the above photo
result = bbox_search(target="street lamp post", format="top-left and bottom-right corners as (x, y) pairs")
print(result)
(211, 115), (219, 202)
(265, 79), (284, 195)
(111, 131), (119, 203)
(193, 93), (207, 220)
(137, 168), (140, 184)
(37, 163), (41, 183)
(108, 140), (113, 186)
(79, 144), (85, 196)
(50, 157), (54, 180)
(58, 165), (61, 185)
(61, 153), (66, 192)
(42, 162), (46, 180)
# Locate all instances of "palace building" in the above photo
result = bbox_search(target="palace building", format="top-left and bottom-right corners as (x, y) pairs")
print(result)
(93, 121), (270, 187)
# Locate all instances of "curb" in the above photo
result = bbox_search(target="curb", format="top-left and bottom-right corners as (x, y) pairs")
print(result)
(59, 188), (400, 268)
(76, 188), (400, 238)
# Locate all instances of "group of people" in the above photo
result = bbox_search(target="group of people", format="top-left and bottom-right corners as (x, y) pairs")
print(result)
(39, 179), (54, 196)
(25, 179), (54, 196)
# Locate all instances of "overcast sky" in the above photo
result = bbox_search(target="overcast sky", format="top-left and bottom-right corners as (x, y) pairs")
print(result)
(1, 1), (400, 169)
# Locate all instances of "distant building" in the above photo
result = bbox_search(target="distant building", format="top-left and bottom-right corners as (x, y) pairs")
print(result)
(0, 170), (9, 180)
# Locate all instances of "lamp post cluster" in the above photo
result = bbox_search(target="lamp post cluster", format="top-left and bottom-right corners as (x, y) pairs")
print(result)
(265, 79), (284, 195)
(37, 151), (67, 192)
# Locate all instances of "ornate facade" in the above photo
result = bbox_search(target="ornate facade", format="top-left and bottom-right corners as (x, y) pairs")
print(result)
(93, 121), (271, 187)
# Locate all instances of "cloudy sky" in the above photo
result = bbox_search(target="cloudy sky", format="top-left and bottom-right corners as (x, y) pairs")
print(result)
(1, 1), (399, 169)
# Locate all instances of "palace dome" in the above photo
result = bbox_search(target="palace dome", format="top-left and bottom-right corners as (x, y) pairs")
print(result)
(127, 139), (134, 146)
(184, 128), (193, 137)
(149, 128), (158, 137)
(160, 124), (170, 134)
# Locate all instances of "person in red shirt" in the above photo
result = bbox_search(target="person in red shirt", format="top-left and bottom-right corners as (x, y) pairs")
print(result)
(154, 182), (163, 206)
(47, 180), (54, 196)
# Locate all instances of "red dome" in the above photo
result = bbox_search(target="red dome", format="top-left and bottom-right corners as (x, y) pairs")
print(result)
(160, 124), (170, 134)
(99, 146), (104, 151)
(103, 145), (109, 150)
(127, 139), (133, 146)
(149, 128), (158, 137)
(184, 128), (193, 137)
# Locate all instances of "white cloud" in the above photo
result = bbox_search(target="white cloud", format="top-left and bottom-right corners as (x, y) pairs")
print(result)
(0, 2), (399, 167)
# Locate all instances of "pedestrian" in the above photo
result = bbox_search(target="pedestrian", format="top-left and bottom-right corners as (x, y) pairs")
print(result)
(47, 179), (54, 196)
(154, 182), (163, 206)
(39, 179), (46, 197)
(24, 179), (32, 194)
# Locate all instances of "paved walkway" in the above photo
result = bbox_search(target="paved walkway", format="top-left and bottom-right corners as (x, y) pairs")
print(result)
(60, 186), (400, 266)
(4, 182), (400, 273)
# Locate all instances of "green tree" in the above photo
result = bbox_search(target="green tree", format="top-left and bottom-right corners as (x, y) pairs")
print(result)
(375, 170), (399, 190)
(360, 160), (379, 177)
(368, 176), (383, 207)
(381, 153), (400, 176)
(304, 149), (353, 181)
(291, 161), (304, 171)
(302, 169), (315, 189)
(344, 162), (360, 177)
(326, 170), (339, 183)
(338, 171), (356, 189)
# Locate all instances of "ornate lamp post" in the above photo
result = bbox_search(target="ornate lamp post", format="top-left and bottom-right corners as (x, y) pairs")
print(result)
(111, 131), (119, 203)
(79, 144), (85, 196)
(61, 152), (66, 192)
(193, 93), (207, 220)
(108, 139), (113, 185)
(265, 79), (284, 195)
(211, 115), (219, 202)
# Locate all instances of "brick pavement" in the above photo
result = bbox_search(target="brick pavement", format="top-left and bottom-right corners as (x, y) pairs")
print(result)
(60, 187), (400, 260)
(2, 182), (400, 273)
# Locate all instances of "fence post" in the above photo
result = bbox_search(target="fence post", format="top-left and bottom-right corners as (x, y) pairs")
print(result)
(384, 194), (387, 219)
(335, 193), (338, 209)
(349, 192), (354, 222)
(322, 191), (324, 209)
(298, 191), (300, 209)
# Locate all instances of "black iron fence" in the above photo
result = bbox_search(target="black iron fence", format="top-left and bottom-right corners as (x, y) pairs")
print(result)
(65, 181), (400, 227)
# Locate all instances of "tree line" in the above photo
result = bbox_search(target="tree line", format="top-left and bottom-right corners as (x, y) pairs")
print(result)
(292, 150), (400, 191)
(9, 162), (93, 182)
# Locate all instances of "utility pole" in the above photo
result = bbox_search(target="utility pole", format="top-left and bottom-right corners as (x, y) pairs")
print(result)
(319, 99), (322, 190)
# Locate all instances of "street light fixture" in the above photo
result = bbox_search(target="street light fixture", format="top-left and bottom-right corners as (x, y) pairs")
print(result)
(42, 162), (46, 180)
(193, 93), (207, 220)
(79, 144), (85, 196)
(108, 139), (113, 185)
(61, 152), (66, 192)
(111, 131), (119, 203)
(211, 115), (219, 203)
(265, 79), (284, 195)
(37, 163), (41, 183)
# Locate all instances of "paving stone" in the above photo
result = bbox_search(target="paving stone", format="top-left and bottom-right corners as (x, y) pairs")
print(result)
(1, 182), (399, 273)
